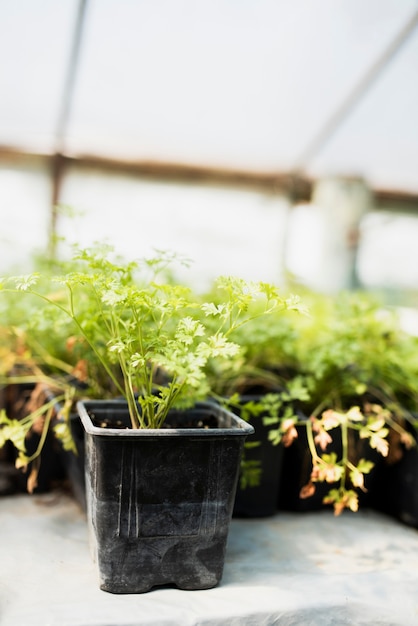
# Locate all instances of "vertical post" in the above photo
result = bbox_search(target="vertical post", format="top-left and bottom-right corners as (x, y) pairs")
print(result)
(49, 0), (88, 260)
(49, 153), (66, 260)
(311, 176), (373, 292)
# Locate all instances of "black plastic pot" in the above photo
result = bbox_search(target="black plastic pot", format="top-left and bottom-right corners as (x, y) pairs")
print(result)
(77, 399), (253, 594)
(57, 412), (86, 511)
(232, 394), (284, 518)
(369, 424), (418, 528)
(384, 445), (418, 528)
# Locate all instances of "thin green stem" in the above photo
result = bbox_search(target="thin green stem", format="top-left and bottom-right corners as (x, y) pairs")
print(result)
(305, 418), (321, 465)
(17, 393), (66, 428)
(20, 405), (55, 464)
(340, 420), (349, 491)
(154, 379), (186, 428)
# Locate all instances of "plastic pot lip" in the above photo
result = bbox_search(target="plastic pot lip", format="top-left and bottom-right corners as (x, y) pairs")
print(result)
(77, 399), (254, 438)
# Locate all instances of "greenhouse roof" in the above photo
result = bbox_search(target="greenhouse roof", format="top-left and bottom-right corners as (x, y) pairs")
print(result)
(0, 0), (418, 197)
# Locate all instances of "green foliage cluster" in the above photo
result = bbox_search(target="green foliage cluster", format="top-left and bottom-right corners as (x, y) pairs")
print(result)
(0, 244), (304, 489)
(273, 292), (418, 515)
(2, 243), (418, 516)
(203, 285), (418, 515)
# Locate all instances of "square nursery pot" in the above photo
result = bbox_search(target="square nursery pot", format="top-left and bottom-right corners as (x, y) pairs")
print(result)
(56, 411), (87, 512)
(77, 399), (253, 594)
(232, 394), (284, 518)
(369, 422), (418, 528)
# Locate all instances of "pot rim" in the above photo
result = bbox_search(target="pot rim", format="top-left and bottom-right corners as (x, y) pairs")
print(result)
(77, 399), (254, 438)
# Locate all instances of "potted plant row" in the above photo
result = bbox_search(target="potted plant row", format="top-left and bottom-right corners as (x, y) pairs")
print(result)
(3, 245), (418, 590)
(274, 291), (418, 518)
(203, 287), (418, 521)
(200, 292), (309, 518)
(0, 244), (305, 593)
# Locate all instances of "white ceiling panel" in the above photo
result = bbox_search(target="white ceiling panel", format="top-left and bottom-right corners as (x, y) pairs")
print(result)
(0, 0), (79, 152)
(308, 23), (418, 192)
(0, 0), (417, 191)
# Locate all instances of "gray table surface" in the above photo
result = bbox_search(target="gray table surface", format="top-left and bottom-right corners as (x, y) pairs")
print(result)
(0, 492), (417, 625)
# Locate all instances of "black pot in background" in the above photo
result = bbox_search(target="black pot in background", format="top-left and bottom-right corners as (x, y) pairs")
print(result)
(369, 424), (418, 528)
(56, 412), (86, 511)
(232, 394), (284, 518)
(78, 399), (253, 594)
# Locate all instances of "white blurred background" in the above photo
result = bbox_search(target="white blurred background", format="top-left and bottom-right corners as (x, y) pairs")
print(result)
(1, 0), (418, 303)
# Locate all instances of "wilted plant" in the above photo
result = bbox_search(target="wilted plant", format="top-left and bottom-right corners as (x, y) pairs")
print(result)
(0, 325), (77, 491)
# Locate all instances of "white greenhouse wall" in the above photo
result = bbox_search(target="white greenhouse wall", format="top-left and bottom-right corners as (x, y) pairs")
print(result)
(56, 169), (290, 290)
(2, 161), (418, 298)
(0, 162), (51, 274)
